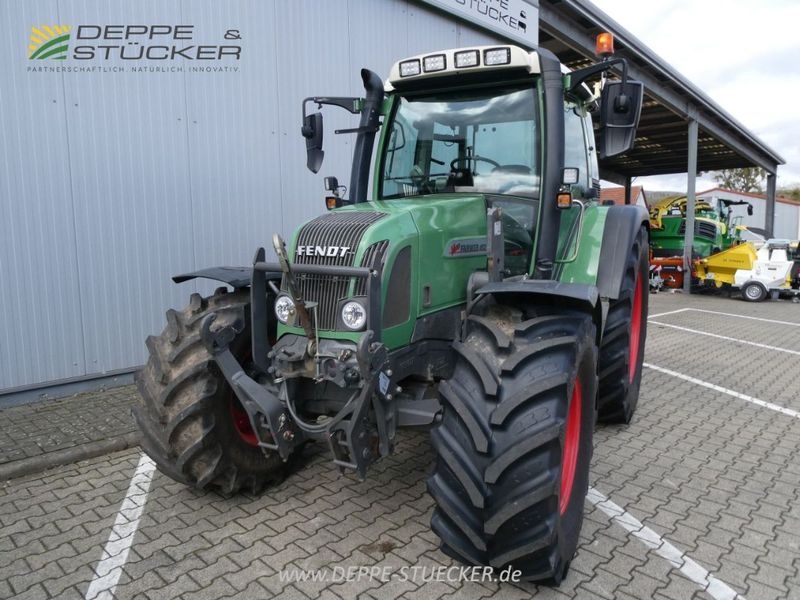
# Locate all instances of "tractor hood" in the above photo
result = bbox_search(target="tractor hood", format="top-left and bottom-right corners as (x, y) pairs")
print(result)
(283, 194), (490, 348)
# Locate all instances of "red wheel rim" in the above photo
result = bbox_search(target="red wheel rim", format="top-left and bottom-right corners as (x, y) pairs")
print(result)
(229, 395), (259, 446)
(560, 379), (582, 516)
(628, 272), (644, 383)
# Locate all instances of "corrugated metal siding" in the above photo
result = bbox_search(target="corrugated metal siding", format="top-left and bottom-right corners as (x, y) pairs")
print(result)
(1, 1), (86, 388)
(0, 0), (508, 391)
(710, 191), (800, 240)
(774, 202), (800, 240)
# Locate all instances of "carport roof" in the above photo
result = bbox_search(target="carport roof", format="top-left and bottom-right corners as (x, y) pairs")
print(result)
(538, 0), (785, 182)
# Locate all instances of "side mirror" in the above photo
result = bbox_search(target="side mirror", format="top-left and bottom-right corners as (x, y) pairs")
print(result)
(747, 204), (754, 216)
(599, 80), (643, 158)
(302, 112), (324, 173)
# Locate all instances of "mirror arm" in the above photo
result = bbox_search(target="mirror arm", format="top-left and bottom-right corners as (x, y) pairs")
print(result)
(567, 57), (628, 93)
(335, 125), (380, 135)
(302, 96), (362, 121)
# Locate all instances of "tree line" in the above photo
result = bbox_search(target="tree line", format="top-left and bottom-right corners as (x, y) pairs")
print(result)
(710, 167), (800, 200)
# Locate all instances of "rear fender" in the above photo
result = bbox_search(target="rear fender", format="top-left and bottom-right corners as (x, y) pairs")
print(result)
(596, 205), (649, 301)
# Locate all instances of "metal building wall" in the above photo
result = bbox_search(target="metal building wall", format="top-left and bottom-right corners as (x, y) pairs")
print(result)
(749, 200), (799, 240)
(774, 202), (800, 240)
(0, 0), (501, 394)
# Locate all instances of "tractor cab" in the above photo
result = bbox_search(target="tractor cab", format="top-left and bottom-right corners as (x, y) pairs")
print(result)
(302, 41), (642, 285)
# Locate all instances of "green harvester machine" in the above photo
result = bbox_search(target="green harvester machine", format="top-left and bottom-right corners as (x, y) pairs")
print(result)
(649, 195), (754, 258)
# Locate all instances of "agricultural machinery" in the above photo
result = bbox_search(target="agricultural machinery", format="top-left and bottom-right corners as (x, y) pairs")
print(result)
(649, 195), (753, 290)
(135, 36), (648, 583)
(695, 239), (800, 301)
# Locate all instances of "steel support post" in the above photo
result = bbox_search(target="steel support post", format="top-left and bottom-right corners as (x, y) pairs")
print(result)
(683, 118), (698, 293)
(765, 172), (776, 238)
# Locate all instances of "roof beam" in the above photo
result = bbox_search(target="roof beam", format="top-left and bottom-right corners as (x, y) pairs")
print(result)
(539, 1), (782, 175)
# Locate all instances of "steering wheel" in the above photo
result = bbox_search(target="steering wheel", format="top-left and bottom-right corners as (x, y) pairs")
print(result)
(450, 156), (500, 172)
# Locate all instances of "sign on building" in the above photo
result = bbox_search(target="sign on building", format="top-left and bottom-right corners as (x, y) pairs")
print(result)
(419, 0), (538, 48)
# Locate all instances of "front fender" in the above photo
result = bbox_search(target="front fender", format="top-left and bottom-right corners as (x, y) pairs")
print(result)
(474, 279), (603, 344)
(172, 266), (281, 289)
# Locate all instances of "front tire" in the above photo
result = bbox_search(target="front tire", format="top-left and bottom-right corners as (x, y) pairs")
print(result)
(429, 309), (597, 582)
(134, 288), (287, 494)
(598, 227), (649, 424)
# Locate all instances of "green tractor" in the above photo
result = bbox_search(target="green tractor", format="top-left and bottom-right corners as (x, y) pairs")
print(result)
(135, 39), (648, 583)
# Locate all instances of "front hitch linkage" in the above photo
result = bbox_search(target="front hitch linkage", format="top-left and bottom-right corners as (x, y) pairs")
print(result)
(327, 330), (393, 479)
(199, 313), (301, 461)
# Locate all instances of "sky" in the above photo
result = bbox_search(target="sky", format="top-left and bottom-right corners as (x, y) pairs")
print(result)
(591, 0), (800, 193)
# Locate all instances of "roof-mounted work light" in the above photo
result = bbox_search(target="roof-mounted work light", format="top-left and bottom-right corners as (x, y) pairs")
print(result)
(454, 49), (479, 68)
(484, 47), (511, 66)
(423, 54), (446, 73)
(399, 59), (421, 77)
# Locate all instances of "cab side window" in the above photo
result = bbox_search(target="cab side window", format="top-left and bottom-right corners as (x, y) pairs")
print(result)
(564, 104), (590, 197)
(431, 123), (462, 173)
(383, 113), (418, 197)
(474, 121), (536, 168)
(583, 112), (599, 184)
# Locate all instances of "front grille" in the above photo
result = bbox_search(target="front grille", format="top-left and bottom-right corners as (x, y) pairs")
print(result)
(356, 240), (390, 296)
(678, 221), (718, 240)
(289, 211), (386, 330)
(697, 221), (718, 239)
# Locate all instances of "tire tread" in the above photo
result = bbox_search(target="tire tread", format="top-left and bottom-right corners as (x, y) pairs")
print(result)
(134, 288), (285, 494)
(429, 309), (597, 581)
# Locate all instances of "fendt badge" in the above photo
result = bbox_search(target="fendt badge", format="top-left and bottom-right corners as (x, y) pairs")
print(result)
(296, 245), (351, 258)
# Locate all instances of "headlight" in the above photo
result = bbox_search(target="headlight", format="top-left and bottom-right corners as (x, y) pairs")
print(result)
(274, 295), (295, 324)
(341, 301), (367, 330)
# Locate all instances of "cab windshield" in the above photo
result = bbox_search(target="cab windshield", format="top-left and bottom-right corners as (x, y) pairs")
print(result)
(380, 85), (539, 200)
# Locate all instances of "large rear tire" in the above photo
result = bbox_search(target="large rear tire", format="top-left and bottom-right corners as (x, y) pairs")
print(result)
(134, 288), (287, 494)
(429, 309), (597, 583)
(597, 227), (649, 424)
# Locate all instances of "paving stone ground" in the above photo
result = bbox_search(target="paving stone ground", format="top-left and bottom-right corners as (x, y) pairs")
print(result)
(0, 386), (138, 465)
(1, 291), (799, 599)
